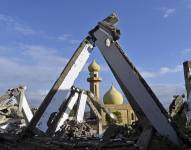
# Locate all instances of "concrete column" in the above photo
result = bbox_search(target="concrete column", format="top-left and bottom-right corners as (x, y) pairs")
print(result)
(183, 61), (191, 98)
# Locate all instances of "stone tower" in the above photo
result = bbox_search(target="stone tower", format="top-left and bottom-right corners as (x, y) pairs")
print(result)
(87, 59), (102, 101)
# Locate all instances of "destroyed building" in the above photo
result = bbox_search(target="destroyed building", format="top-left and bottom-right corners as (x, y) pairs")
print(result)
(0, 13), (191, 150)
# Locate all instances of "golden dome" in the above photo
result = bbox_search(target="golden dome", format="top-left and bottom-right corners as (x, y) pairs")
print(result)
(103, 86), (123, 105)
(88, 59), (101, 72)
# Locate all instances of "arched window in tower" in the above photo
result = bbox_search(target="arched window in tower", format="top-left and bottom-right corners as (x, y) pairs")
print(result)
(94, 85), (97, 96)
(94, 73), (97, 77)
(131, 113), (134, 121)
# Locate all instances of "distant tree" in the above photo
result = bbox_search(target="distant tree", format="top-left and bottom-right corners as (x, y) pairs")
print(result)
(69, 110), (76, 117)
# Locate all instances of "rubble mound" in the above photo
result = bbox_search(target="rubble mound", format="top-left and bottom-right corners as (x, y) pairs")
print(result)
(0, 99), (25, 134)
(55, 120), (95, 139)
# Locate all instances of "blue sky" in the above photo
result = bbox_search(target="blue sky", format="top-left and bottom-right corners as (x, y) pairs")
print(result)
(0, 0), (191, 108)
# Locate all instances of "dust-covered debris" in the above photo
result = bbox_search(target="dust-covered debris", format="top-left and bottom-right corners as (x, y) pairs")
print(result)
(0, 98), (25, 134)
(55, 119), (96, 139)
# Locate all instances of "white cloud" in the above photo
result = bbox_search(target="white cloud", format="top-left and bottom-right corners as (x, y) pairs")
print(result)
(0, 14), (82, 107)
(0, 14), (36, 35)
(56, 34), (80, 45)
(57, 34), (72, 41)
(26, 89), (49, 107)
(0, 44), (69, 106)
(141, 71), (156, 78)
(161, 8), (176, 18)
(140, 65), (182, 78)
(69, 40), (81, 44)
(181, 48), (191, 54)
(0, 14), (80, 46)
(14, 24), (35, 35)
(20, 44), (68, 66)
(151, 84), (185, 108)
(159, 65), (182, 74)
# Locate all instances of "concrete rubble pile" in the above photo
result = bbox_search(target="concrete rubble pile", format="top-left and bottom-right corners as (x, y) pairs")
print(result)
(0, 105), (137, 150)
(0, 95), (25, 134)
(169, 94), (191, 146)
(55, 119), (95, 138)
(0, 100), (191, 150)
